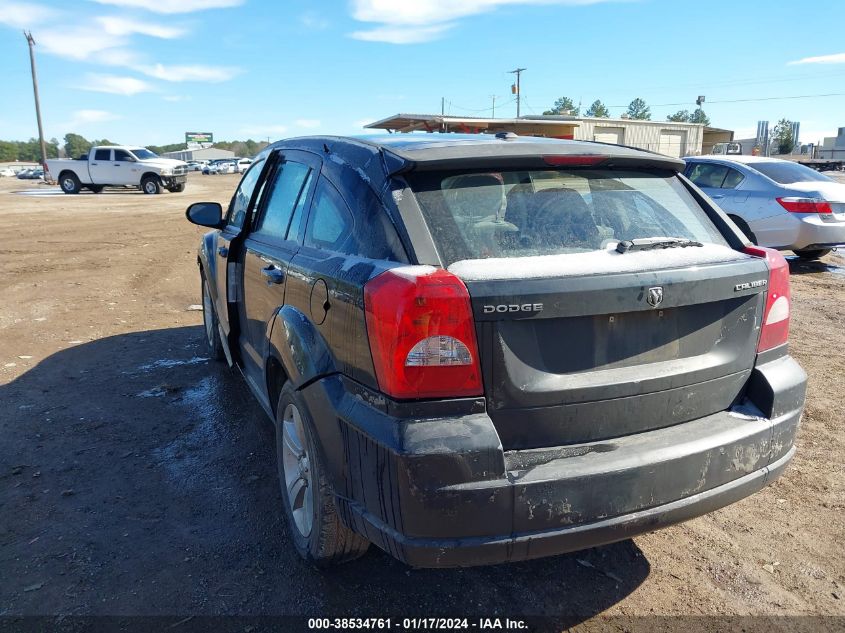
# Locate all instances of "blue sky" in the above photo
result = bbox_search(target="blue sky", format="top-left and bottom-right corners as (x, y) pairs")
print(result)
(1, 0), (844, 147)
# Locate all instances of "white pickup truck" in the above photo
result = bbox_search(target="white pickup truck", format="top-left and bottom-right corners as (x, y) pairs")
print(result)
(46, 146), (188, 194)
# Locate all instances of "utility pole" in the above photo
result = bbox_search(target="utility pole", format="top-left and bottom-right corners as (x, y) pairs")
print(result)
(441, 96), (446, 132)
(24, 31), (49, 174)
(490, 95), (497, 118)
(509, 68), (526, 118)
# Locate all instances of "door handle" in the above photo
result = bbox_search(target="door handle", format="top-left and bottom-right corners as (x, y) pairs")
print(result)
(710, 194), (725, 199)
(218, 246), (228, 257)
(261, 265), (285, 284)
(114, 164), (121, 167)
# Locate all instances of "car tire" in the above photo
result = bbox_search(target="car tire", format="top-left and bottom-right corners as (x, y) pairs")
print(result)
(201, 275), (226, 361)
(59, 172), (81, 194)
(89, 185), (104, 194)
(275, 383), (369, 567)
(793, 248), (831, 261)
(141, 176), (161, 194)
(169, 183), (186, 193)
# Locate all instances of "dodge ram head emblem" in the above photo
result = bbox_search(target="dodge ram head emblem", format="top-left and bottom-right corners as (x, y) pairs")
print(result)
(647, 286), (664, 308)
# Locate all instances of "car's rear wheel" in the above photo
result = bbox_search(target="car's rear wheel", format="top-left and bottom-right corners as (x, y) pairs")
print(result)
(728, 215), (757, 245)
(89, 185), (104, 194)
(201, 275), (226, 361)
(141, 175), (161, 194)
(59, 172), (81, 194)
(793, 248), (831, 261)
(275, 384), (369, 567)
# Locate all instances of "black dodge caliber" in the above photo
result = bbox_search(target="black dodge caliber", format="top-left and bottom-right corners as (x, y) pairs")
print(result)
(186, 133), (806, 567)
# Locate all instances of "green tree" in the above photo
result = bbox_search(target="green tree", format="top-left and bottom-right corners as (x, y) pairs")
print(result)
(584, 99), (610, 118)
(0, 141), (16, 161)
(772, 118), (795, 154)
(543, 96), (580, 116)
(667, 109), (691, 122)
(64, 133), (91, 158)
(689, 108), (711, 126)
(626, 98), (651, 120)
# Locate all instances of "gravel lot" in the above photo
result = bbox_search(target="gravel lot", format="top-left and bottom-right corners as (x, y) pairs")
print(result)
(0, 172), (843, 632)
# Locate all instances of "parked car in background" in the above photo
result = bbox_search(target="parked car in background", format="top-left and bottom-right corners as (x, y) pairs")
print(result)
(235, 157), (252, 173)
(0, 167), (16, 177)
(683, 155), (845, 260)
(186, 134), (805, 568)
(46, 146), (187, 194)
(16, 168), (44, 180)
(217, 160), (237, 175)
(186, 161), (205, 172)
(202, 159), (231, 175)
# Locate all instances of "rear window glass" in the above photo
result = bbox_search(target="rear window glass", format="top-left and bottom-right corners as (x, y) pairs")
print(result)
(407, 169), (727, 265)
(750, 161), (831, 184)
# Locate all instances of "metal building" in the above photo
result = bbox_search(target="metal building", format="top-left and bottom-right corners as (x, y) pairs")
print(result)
(161, 147), (235, 162)
(365, 113), (709, 157)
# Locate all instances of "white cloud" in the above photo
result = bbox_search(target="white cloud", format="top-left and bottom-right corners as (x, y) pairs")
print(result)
(95, 16), (185, 39)
(163, 95), (191, 102)
(63, 109), (121, 129)
(0, 1), (58, 28)
(135, 63), (241, 82)
(36, 27), (124, 60)
(351, 23), (454, 44)
(295, 119), (321, 129)
(91, 0), (244, 14)
(349, 0), (611, 42)
(788, 52), (845, 65)
(79, 73), (154, 95)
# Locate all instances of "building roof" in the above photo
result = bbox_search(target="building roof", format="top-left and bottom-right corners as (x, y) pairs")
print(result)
(365, 113), (712, 134)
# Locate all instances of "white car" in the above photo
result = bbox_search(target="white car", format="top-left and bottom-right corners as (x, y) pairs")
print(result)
(684, 155), (845, 260)
(0, 167), (16, 177)
(217, 160), (237, 175)
(235, 157), (252, 173)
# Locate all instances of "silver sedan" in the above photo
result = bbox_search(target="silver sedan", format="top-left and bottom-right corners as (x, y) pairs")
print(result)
(683, 155), (845, 260)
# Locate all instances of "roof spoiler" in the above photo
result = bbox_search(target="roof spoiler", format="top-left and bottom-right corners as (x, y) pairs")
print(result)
(380, 149), (684, 176)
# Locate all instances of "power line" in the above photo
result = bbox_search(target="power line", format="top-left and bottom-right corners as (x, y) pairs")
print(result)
(606, 92), (845, 109)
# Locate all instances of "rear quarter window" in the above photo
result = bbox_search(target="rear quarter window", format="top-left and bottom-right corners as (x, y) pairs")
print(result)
(407, 169), (727, 266)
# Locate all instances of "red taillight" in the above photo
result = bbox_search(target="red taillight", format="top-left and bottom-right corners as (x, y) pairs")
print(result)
(364, 267), (482, 400)
(744, 246), (790, 352)
(542, 155), (606, 167)
(776, 197), (832, 214)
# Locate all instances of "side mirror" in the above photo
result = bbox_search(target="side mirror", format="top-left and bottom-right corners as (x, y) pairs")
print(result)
(186, 202), (224, 228)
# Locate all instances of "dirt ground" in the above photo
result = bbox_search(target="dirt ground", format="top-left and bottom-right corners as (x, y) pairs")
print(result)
(0, 172), (843, 631)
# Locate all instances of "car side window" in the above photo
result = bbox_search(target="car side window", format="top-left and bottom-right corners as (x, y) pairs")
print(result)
(286, 170), (315, 242)
(304, 179), (354, 253)
(114, 149), (133, 162)
(721, 167), (745, 189)
(253, 161), (310, 241)
(227, 159), (265, 229)
(687, 163), (729, 189)
(94, 149), (110, 161)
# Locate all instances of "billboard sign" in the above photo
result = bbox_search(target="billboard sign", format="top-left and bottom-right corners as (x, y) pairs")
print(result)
(185, 132), (213, 144)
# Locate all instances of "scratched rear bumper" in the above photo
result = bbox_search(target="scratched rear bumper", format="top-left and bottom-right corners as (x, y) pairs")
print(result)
(300, 353), (805, 567)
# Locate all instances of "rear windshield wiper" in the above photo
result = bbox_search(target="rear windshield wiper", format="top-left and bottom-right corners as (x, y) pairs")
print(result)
(616, 237), (703, 254)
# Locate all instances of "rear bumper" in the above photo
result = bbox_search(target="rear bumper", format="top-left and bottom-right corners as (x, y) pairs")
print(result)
(300, 353), (806, 568)
(750, 211), (845, 250)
